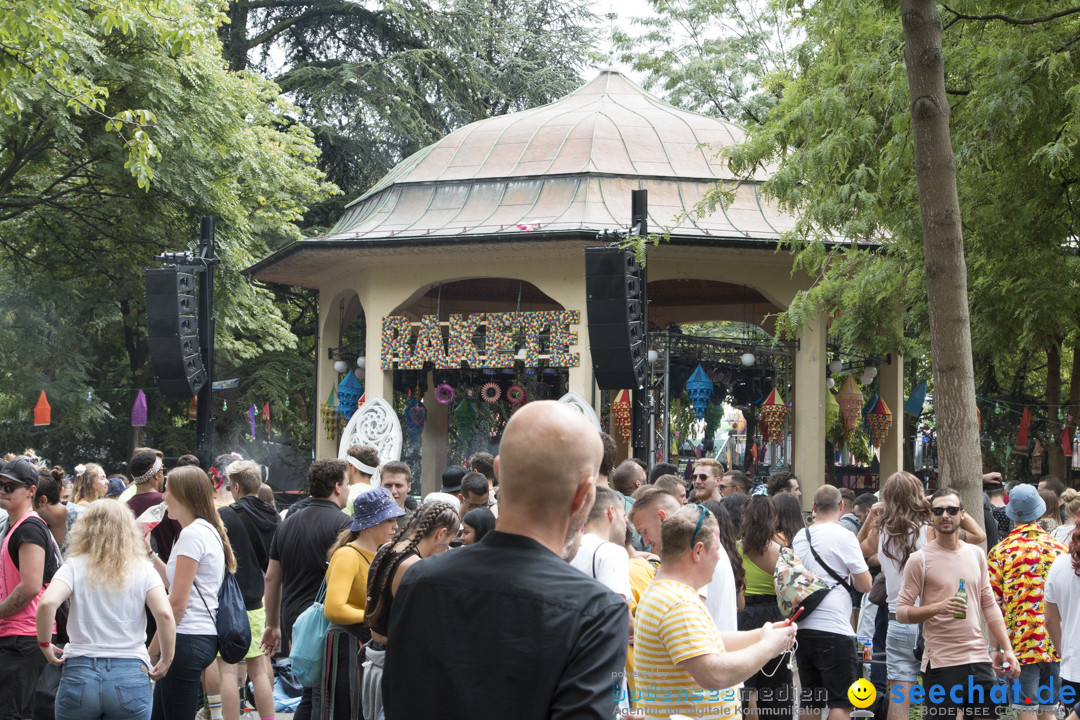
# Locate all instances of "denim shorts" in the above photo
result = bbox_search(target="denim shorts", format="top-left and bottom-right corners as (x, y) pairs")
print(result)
(1016, 661), (1061, 711)
(56, 656), (152, 720)
(886, 619), (921, 683)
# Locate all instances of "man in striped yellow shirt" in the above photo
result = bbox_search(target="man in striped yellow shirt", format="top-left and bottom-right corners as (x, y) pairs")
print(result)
(633, 505), (796, 718)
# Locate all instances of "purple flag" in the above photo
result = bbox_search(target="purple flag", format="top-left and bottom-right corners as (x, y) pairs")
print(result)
(131, 390), (148, 427)
(249, 405), (257, 438)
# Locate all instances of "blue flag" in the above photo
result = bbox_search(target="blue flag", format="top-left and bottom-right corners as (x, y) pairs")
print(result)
(904, 381), (927, 417)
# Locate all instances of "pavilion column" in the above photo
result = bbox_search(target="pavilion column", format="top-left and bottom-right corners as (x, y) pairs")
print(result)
(878, 354), (904, 481)
(315, 290), (344, 460)
(793, 311), (828, 509)
(360, 294), (397, 416)
(420, 370), (449, 495)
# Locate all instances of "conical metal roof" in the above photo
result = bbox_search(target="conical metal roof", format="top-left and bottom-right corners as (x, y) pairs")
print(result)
(315, 71), (795, 244)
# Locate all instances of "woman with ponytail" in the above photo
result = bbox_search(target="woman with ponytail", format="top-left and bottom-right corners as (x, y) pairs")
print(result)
(147, 467), (236, 720)
(362, 501), (460, 720)
(1046, 503), (1080, 704)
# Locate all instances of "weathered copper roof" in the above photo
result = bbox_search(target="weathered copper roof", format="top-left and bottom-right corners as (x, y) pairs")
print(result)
(325, 71), (792, 243)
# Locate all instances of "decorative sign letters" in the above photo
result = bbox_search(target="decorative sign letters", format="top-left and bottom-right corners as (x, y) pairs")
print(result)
(381, 311), (580, 370)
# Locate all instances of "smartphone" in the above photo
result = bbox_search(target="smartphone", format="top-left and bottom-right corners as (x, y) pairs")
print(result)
(783, 606), (806, 626)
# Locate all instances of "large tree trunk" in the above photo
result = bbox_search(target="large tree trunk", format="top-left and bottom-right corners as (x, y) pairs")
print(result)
(1047, 343), (1066, 479)
(900, 1), (982, 524)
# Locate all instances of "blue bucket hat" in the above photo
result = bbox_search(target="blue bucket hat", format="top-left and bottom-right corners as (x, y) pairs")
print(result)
(1005, 483), (1046, 524)
(351, 487), (406, 532)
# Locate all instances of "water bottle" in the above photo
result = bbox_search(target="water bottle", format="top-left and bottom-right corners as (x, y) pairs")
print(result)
(136, 501), (167, 536)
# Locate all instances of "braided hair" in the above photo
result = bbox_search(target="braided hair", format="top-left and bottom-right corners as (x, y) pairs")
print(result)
(365, 501), (459, 630)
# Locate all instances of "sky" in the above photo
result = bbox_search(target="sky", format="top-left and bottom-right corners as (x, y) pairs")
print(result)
(589, 0), (656, 81)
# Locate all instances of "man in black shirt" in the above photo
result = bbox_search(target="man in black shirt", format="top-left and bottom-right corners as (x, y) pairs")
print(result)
(261, 459), (350, 720)
(384, 401), (629, 720)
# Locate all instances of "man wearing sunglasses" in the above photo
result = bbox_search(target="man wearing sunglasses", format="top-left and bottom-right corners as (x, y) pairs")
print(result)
(897, 488), (1020, 720)
(634, 504), (796, 718)
(692, 459), (726, 503)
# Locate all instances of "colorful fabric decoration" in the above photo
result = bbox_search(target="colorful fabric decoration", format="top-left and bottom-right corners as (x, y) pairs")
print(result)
(612, 389), (632, 439)
(454, 399), (478, 443)
(262, 402), (271, 434)
(685, 364), (714, 420)
(337, 371), (363, 422)
(434, 384), (455, 405)
(321, 387), (343, 441)
(866, 397), (893, 448)
(759, 388), (789, 445)
(904, 380), (927, 417)
(837, 376), (864, 440)
(826, 390), (840, 431)
(33, 391), (50, 426)
(1017, 406), (1032, 451)
(131, 390), (148, 427)
(1063, 427), (1073, 458)
(188, 397), (198, 421)
(481, 382), (501, 403)
(248, 405), (257, 438)
(506, 385), (527, 405)
(405, 398), (427, 444)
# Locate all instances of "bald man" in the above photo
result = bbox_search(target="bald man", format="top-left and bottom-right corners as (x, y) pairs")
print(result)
(384, 401), (629, 720)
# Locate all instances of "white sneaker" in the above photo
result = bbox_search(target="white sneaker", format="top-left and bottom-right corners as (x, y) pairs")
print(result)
(195, 705), (211, 720)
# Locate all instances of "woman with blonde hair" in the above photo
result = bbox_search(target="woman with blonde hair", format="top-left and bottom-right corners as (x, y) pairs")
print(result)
(36, 500), (176, 720)
(1053, 489), (1080, 543)
(71, 462), (108, 505)
(147, 467), (236, 720)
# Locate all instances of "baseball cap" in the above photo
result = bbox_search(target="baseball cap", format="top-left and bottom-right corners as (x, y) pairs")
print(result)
(0, 457), (38, 486)
(105, 477), (127, 498)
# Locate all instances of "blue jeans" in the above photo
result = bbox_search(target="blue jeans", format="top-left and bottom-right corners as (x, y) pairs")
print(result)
(151, 634), (217, 720)
(56, 657), (153, 720)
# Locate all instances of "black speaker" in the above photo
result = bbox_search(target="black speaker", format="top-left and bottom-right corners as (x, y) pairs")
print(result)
(585, 247), (647, 390)
(145, 268), (206, 398)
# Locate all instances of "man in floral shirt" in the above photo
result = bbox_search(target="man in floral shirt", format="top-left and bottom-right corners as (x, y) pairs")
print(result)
(988, 484), (1068, 720)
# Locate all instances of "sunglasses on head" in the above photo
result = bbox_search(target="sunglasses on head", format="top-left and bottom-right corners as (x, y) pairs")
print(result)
(691, 505), (710, 547)
(0, 481), (30, 494)
(931, 506), (961, 516)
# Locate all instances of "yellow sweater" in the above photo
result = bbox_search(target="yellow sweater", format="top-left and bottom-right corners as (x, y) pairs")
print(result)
(324, 544), (376, 625)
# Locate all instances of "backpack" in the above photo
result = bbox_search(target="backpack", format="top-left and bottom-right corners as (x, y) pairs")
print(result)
(194, 534), (251, 664)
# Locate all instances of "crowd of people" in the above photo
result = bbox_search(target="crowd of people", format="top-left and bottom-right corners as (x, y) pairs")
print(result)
(1, 415), (1079, 720)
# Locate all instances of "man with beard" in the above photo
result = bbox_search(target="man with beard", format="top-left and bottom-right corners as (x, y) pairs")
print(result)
(383, 401), (628, 720)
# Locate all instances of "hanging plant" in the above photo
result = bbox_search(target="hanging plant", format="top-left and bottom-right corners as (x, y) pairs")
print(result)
(435, 384), (455, 405)
(481, 382), (501, 403)
(506, 384), (526, 405)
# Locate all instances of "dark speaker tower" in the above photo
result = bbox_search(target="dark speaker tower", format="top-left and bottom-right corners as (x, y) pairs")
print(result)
(145, 268), (207, 398)
(585, 247), (647, 390)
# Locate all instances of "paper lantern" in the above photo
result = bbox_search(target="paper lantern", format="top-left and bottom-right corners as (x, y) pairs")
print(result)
(685, 364), (714, 420)
(612, 389), (632, 439)
(405, 398), (426, 444)
(454, 399), (478, 443)
(337, 371), (363, 422)
(1063, 427), (1073, 458)
(826, 390), (839, 430)
(759, 388), (789, 445)
(33, 391), (50, 426)
(131, 390), (148, 427)
(837, 376), (864, 440)
(866, 397), (893, 448)
(321, 387), (344, 441)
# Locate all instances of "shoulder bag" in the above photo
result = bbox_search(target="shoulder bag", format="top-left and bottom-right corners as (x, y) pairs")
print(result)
(290, 576), (330, 686)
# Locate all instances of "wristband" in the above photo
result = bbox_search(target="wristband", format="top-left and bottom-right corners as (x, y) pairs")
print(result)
(38, 640), (50, 648)
(147, 551), (158, 560)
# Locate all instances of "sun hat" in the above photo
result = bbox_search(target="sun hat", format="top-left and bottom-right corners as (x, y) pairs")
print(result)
(1005, 483), (1046, 524)
(351, 487), (406, 532)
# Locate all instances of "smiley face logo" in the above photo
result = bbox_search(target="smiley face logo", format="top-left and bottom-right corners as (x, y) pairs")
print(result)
(848, 678), (876, 708)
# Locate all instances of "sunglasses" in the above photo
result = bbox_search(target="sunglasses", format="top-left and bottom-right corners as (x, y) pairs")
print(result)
(931, 506), (961, 516)
(0, 481), (30, 494)
(693, 474), (713, 480)
(691, 505), (710, 547)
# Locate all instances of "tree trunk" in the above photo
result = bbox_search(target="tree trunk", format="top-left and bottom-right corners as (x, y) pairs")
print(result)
(1047, 343), (1065, 479)
(900, 1), (982, 524)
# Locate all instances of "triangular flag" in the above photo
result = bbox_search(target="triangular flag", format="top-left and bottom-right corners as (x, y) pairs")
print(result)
(33, 391), (50, 426)
(1017, 406), (1032, 449)
(1063, 427), (1073, 458)
(904, 381), (927, 416)
(131, 390), (148, 427)
(248, 405), (257, 439)
(262, 402), (271, 434)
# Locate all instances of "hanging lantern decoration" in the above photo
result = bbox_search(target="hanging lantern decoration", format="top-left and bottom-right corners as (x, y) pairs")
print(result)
(405, 398), (427, 444)
(837, 376), (864, 441)
(506, 384), (527, 406)
(481, 382), (501, 403)
(759, 388), (789, 446)
(434, 384), (455, 405)
(454, 399), (478, 444)
(33, 391), (50, 426)
(1016, 406), (1032, 452)
(866, 397), (894, 448)
(188, 397), (198, 421)
(826, 389), (840, 431)
(1063, 427), (1073, 457)
(262, 402), (271, 435)
(685, 364), (714, 420)
(612, 389), (632, 439)
(131, 390), (148, 427)
(337, 371), (363, 422)
(248, 405), (257, 438)
(320, 387), (344, 441)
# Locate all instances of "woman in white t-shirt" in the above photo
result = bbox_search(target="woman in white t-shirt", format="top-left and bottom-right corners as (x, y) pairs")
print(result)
(1046, 505), (1080, 705)
(147, 467), (235, 720)
(35, 499), (176, 720)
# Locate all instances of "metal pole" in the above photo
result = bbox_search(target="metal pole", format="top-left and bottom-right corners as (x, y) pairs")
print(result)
(195, 217), (215, 468)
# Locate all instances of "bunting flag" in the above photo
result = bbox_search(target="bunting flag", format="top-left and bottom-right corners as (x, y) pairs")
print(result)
(188, 396), (198, 421)
(248, 405), (257, 439)
(33, 391), (50, 426)
(1016, 406), (1032, 450)
(904, 381), (927, 416)
(131, 390), (148, 427)
(262, 402), (271, 434)
(1063, 427), (1073, 458)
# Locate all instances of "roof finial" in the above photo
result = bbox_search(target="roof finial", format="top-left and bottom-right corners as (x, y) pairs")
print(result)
(605, 3), (617, 70)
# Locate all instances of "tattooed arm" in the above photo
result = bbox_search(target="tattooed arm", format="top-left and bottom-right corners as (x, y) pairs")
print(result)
(0, 542), (45, 619)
